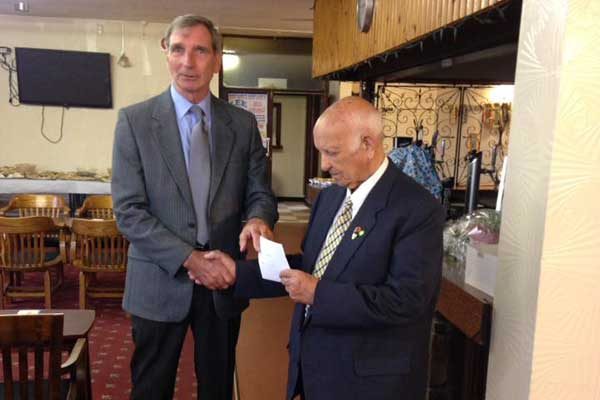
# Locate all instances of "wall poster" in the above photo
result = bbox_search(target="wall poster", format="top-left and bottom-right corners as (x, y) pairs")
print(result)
(227, 92), (269, 138)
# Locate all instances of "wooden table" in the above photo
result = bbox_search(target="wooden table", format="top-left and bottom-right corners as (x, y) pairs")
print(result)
(0, 178), (111, 213)
(0, 179), (110, 195)
(0, 309), (95, 339)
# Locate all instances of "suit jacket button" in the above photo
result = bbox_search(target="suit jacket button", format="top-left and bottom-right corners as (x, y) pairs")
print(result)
(188, 222), (196, 228)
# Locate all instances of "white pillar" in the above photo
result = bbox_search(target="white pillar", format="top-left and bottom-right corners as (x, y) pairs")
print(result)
(486, 0), (600, 399)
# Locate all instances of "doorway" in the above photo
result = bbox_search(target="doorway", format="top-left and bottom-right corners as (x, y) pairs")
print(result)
(270, 94), (306, 198)
(221, 87), (324, 201)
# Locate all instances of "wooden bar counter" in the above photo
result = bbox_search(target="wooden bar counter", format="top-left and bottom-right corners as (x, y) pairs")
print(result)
(434, 258), (493, 400)
(438, 258), (493, 346)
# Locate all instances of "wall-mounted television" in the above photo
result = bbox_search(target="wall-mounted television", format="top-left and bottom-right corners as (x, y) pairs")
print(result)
(15, 47), (112, 108)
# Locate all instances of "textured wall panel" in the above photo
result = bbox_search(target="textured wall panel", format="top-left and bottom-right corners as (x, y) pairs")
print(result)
(486, 0), (600, 398)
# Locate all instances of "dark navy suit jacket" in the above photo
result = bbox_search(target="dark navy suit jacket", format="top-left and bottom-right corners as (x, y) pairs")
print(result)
(235, 162), (445, 400)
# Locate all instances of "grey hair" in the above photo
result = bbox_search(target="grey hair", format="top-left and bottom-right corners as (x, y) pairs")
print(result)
(161, 14), (222, 52)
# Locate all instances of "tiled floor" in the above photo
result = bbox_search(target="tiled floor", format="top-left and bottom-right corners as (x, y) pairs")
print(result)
(277, 201), (310, 223)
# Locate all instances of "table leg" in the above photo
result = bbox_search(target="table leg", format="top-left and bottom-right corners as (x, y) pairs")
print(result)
(86, 340), (93, 400)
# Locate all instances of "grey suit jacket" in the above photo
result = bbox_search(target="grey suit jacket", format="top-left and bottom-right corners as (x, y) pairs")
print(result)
(111, 89), (278, 322)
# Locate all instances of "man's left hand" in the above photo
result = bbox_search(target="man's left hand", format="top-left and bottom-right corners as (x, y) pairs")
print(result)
(239, 218), (274, 252)
(280, 269), (318, 305)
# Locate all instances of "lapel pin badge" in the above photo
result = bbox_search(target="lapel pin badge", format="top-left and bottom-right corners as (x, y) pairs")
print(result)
(351, 226), (365, 240)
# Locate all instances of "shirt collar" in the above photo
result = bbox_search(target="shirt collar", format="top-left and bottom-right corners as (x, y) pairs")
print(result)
(170, 85), (212, 122)
(345, 157), (389, 218)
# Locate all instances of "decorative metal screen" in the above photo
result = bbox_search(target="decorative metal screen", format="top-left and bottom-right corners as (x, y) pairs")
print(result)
(375, 84), (511, 189)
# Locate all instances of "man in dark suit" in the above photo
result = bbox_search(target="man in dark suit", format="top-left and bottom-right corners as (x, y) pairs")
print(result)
(111, 14), (277, 400)
(200, 96), (445, 400)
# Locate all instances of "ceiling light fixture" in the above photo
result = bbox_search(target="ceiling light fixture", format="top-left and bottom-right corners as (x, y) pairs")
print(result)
(222, 53), (240, 71)
(117, 22), (132, 68)
(14, 1), (29, 13)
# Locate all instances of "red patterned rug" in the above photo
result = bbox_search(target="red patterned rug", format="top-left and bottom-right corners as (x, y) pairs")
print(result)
(1, 267), (197, 400)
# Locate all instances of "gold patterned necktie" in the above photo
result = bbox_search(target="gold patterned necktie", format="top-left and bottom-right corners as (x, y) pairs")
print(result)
(312, 198), (353, 279)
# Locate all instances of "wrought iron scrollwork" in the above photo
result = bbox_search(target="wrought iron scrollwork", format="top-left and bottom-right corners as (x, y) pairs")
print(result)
(375, 84), (511, 189)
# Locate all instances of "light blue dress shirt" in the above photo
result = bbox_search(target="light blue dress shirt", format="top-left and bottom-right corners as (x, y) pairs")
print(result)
(170, 85), (212, 171)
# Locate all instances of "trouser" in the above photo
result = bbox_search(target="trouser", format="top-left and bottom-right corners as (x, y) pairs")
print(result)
(129, 284), (241, 400)
(294, 364), (306, 400)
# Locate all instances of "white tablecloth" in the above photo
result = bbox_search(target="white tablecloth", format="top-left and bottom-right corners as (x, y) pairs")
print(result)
(0, 179), (111, 194)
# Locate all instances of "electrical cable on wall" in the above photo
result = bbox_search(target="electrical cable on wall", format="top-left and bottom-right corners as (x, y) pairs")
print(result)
(2, 46), (67, 143)
(40, 106), (66, 144)
(0, 46), (20, 106)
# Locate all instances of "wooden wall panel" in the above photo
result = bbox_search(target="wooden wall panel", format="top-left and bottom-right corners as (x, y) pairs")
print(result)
(313, 0), (507, 77)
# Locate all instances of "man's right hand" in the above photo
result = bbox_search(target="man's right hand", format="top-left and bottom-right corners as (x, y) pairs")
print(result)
(183, 250), (235, 290)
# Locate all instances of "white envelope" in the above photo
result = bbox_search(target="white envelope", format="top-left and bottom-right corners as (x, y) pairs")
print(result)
(258, 236), (290, 282)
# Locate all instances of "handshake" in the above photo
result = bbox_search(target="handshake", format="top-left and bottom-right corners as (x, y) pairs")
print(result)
(181, 219), (319, 305)
(183, 250), (236, 290)
(182, 217), (269, 290)
(182, 249), (319, 306)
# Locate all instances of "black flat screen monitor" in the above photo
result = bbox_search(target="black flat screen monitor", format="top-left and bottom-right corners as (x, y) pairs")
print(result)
(15, 47), (112, 108)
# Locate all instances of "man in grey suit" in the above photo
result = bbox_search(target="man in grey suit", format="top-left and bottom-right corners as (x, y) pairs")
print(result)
(111, 14), (278, 400)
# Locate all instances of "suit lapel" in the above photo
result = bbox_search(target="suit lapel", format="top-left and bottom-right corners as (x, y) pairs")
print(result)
(321, 163), (396, 282)
(151, 90), (194, 209)
(304, 187), (346, 273)
(209, 96), (235, 207)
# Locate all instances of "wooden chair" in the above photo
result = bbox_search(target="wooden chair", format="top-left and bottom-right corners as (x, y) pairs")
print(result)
(0, 313), (90, 400)
(74, 195), (113, 219)
(0, 195), (70, 286)
(0, 195), (70, 218)
(0, 217), (64, 309)
(70, 219), (128, 309)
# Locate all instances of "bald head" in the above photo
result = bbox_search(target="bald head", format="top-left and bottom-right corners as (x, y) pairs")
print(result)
(315, 96), (384, 146)
(313, 97), (386, 189)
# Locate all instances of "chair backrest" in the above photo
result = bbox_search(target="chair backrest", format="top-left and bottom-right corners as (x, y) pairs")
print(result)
(0, 216), (59, 270)
(74, 195), (114, 219)
(0, 313), (64, 400)
(0, 195), (70, 218)
(70, 218), (128, 270)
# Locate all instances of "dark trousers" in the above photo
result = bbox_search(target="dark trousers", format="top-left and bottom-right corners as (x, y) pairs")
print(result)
(130, 284), (241, 400)
(295, 364), (306, 400)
